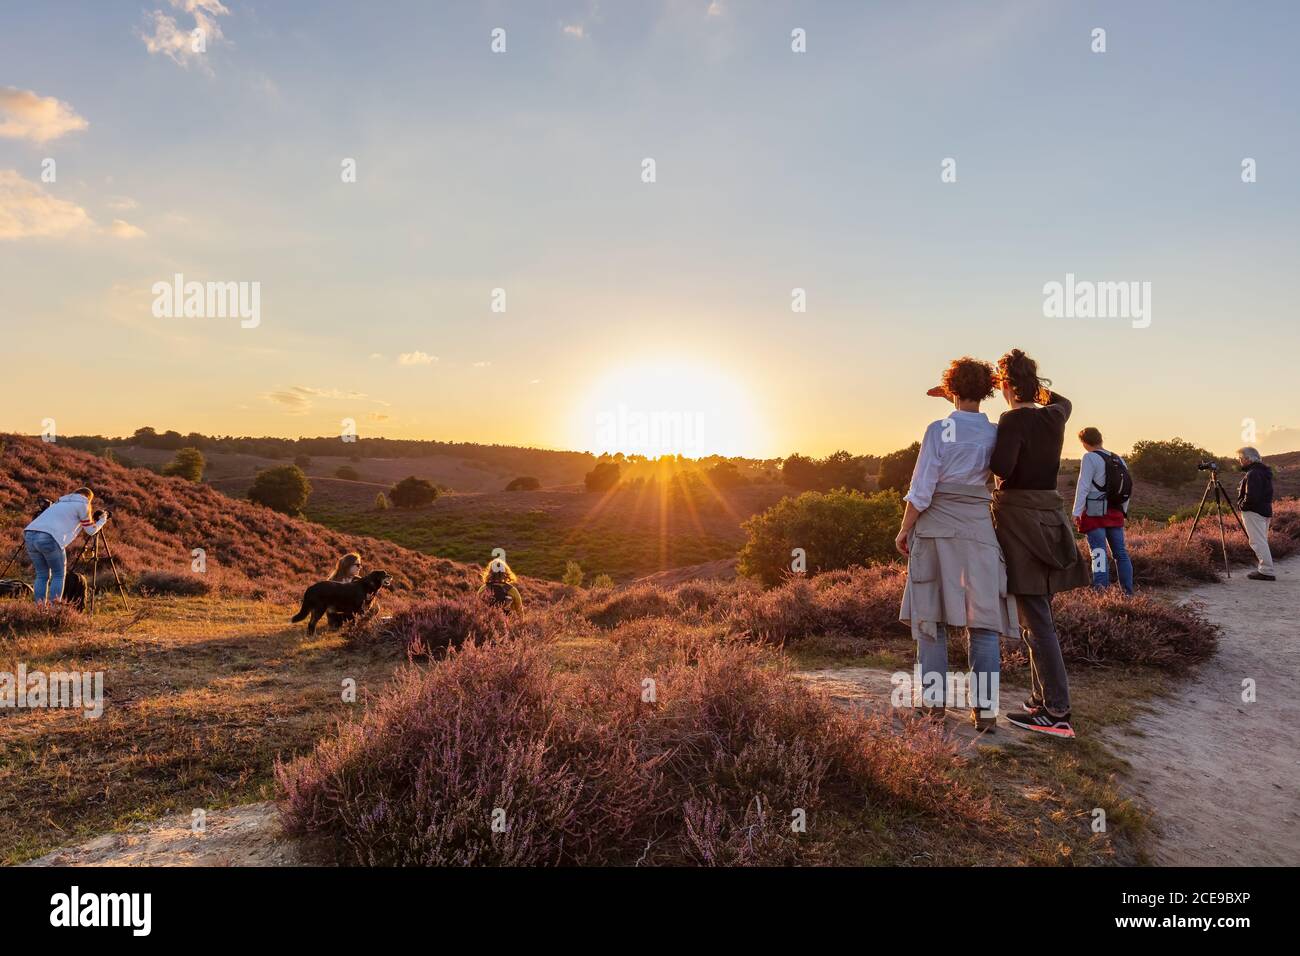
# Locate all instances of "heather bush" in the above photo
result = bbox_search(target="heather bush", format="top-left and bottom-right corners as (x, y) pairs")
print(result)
(347, 594), (513, 656)
(1040, 590), (1219, 671)
(133, 569), (213, 597)
(0, 601), (85, 638)
(277, 631), (982, 866)
(730, 565), (905, 643)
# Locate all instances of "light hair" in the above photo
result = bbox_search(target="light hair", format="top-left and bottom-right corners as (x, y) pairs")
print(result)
(73, 486), (93, 499)
(1236, 446), (1262, 463)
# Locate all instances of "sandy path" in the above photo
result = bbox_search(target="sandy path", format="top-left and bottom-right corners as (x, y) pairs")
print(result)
(19, 803), (312, 867)
(1107, 556), (1300, 866)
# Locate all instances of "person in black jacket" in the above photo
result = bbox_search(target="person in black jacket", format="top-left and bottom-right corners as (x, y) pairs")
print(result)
(1236, 447), (1275, 581)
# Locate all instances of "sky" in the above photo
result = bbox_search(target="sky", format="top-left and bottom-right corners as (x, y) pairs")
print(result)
(2, 0), (1299, 459)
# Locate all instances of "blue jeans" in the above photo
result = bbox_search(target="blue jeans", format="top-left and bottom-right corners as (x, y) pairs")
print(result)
(1085, 525), (1134, 595)
(25, 530), (67, 603)
(916, 623), (1001, 715)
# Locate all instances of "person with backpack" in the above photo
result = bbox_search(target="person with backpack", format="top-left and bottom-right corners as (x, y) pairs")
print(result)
(478, 557), (523, 613)
(1071, 427), (1134, 596)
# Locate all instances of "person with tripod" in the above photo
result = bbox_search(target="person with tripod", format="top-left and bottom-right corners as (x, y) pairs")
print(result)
(1236, 447), (1275, 582)
(23, 487), (109, 604)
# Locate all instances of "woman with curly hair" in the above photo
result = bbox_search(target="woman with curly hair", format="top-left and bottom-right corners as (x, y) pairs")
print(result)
(896, 357), (1017, 733)
(478, 557), (523, 614)
(988, 349), (1091, 739)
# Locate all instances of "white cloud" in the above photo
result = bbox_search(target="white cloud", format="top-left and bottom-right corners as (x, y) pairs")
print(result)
(0, 169), (94, 240)
(109, 219), (147, 239)
(140, 0), (231, 71)
(398, 351), (438, 366)
(106, 196), (139, 212)
(0, 87), (88, 143)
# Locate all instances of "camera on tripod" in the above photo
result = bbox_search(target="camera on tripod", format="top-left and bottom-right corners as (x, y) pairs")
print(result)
(1196, 460), (1219, 472)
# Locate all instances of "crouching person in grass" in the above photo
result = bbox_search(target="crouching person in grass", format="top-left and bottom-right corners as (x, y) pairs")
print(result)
(23, 486), (108, 604)
(896, 357), (1017, 733)
(478, 557), (523, 614)
(1236, 446), (1276, 582)
(989, 350), (1091, 739)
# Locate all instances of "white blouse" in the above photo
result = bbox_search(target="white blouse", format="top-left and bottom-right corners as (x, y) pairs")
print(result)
(903, 410), (998, 511)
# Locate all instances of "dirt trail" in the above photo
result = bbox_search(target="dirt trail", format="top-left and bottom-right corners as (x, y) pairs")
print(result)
(19, 803), (310, 867)
(1106, 557), (1300, 865)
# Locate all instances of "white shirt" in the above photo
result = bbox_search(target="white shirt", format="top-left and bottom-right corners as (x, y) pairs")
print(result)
(1072, 449), (1129, 517)
(25, 494), (107, 549)
(904, 411), (998, 511)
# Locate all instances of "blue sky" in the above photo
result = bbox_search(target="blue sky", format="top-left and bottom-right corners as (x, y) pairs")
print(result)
(2, 0), (1298, 457)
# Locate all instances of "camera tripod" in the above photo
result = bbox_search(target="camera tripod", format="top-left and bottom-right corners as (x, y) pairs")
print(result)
(72, 525), (131, 614)
(1185, 468), (1248, 576)
(0, 526), (130, 614)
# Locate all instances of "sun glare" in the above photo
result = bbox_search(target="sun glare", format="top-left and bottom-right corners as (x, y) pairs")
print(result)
(573, 360), (766, 459)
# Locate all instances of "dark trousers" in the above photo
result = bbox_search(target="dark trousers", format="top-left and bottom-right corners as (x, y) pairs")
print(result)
(1016, 593), (1070, 715)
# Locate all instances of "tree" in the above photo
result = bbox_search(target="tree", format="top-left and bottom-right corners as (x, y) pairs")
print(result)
(506, 476), (541, 491)
(248, 465), (312, 516)
(563, 560), (585, 587)
(781, 451), (870, 492)
(390, 476), (439, 508)
(738, 489), (903, 587)
(1128, 438), (1219, 488)
(162, 447), (205, 482)
(584, 460), (621, 493)
(877, 442), (921, 494)
(705, 460), (746, 488)
(335, 465), (361, 481)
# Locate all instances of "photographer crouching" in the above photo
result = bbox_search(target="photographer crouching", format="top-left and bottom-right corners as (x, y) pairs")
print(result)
(1236, 447), (1275, 582)
(23, 486), (109, 604)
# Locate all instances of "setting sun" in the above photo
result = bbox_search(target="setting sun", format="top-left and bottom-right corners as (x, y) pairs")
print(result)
(571, 359), (767, 458)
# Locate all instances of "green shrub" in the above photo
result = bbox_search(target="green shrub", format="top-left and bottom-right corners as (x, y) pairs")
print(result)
(335, 465), (361, 481)
(161, 447), (205, 482)
(390, 476), (439, 508)
(1128, 438), (1219, 488)
(294, 454), (313, 471)
(248, 465), (311, 516)
(563, 560), (585, 587)
(591, 573), (614, 590)
(375, 492), (390, 511)
(738, 488), (903, 587)
(506, 476), (541, 491)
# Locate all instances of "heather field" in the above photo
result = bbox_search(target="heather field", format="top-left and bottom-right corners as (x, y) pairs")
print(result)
(2, 435), (1298, 867)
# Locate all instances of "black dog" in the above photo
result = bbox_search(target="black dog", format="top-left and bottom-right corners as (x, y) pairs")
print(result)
(61, 571), (88, 610)
(291, 570), (391, 635)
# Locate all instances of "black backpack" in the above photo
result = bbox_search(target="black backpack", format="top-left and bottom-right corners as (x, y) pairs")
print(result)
(484, 581), (514, 608)
(1091, 450), (1133, 509)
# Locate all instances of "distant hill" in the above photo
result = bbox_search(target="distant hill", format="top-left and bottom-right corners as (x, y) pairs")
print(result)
(0, 434), (564, 602)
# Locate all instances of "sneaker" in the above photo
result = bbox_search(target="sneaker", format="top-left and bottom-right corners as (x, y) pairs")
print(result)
(1005, 708), (1075, 738)
(1247, 571), (1276, 581)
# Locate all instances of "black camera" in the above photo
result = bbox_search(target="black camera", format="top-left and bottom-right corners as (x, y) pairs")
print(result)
(1196, 460), (1219, 472)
